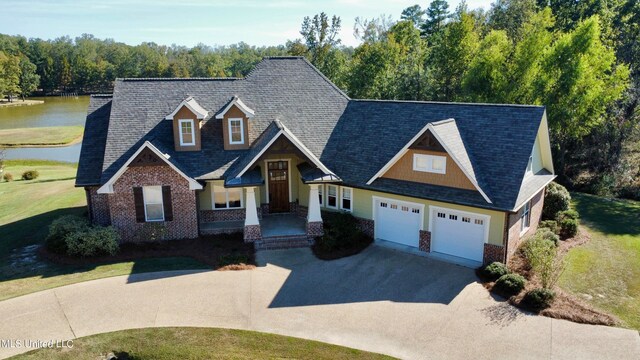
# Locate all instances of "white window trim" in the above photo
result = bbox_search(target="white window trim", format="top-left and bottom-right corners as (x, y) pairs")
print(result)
(520, 201), (531, 235)
(211, 185), (244, 210)
(318, 184), (324, 206)
(178, 119), (196, 146)
(428, 205), (491, 244)
(340, 186), (353, 212)
(413, 154), (447, 174)
(326, 184), (338, 209)
(143, 186), (164, 222)
(228, 117), (244, 145)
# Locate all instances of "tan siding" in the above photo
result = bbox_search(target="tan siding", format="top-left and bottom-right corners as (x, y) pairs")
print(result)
(172, 106), (201, 151)
(382, 149), (476, 190)
(222, 105), (250, 150)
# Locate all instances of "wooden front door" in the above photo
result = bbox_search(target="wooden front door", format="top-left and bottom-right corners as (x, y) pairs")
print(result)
(268, 161), (290, 213)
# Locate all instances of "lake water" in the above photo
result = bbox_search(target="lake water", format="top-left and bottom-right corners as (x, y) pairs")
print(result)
(1, 96), (89, 162)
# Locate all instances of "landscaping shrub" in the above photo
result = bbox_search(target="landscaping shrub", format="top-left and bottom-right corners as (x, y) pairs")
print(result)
(46, 215), (90, 254)
(65, 226), (120, 257)
(523, 232), (564, 289)
(493, 273), (526, 297)
(537, 228), (560, 246)
(558, 209), (579, 221)
(2, 172), (12, 182)
(316, 212), (366, 252)
(218, 254), (251, 267)
(522, 288), (556, 311)
(21, 170), (39, 180)
(481, 262), (509, 281)
(538, 220), (558, 234)
(559, 218), (579, 239)
(542, 182), (571, 220)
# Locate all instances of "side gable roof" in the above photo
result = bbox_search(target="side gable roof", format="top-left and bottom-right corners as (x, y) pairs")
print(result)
(76, 94), (112, 186)
(164, 96), (209, 120)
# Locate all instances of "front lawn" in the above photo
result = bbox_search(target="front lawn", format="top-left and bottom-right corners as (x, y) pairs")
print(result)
(559, 193), (640, 330)
(0, 160), (211, 301)
(12, 327), (393, 360)
(0, 126), (83, 147)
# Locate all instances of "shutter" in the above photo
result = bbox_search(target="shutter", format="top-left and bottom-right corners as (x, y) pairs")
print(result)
(133, 187), (145, 223)
(162, 185), (173, 221)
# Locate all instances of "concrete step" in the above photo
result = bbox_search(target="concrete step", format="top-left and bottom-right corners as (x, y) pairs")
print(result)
(255, 235), (314, 250)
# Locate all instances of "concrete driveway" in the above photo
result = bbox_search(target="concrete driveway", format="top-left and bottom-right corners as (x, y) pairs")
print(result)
(0, 245), (638, 359)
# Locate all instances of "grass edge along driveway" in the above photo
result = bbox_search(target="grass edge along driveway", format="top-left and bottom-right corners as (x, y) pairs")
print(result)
(559, 192), (640, 330)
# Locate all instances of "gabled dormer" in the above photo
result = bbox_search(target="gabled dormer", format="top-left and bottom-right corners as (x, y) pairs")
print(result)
(165, 96), (208, 152)
(215, 96), (255, 150)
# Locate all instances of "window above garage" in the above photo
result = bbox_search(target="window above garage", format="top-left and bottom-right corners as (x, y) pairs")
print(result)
(413, 154), (447, 174)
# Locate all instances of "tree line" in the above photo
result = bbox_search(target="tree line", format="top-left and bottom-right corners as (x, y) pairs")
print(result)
(0, 0), (638, 200)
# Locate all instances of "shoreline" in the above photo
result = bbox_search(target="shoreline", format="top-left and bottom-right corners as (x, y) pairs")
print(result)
(0, 99), (45, 108)
(0, 135), (83, 148)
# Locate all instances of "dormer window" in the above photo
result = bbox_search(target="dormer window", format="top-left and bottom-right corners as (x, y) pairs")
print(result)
(228, 118), (244, 144)
(179, 119), (195, 146)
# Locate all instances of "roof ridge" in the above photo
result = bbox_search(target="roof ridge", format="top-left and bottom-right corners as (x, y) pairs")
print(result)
(299, 57), (350, 100)
(91, 94), (113, 98)
(350, 98), (544, 108)
(116, 77), (241, 81)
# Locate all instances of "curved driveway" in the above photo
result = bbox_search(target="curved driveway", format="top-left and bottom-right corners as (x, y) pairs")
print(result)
(0, 246), (638, 359)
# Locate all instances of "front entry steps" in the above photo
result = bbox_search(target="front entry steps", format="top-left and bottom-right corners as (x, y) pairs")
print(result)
(254, 234), (315, 250)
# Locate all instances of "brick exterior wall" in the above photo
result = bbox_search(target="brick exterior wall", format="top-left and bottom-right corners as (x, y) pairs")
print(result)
(296, 205), (308, 219)
(307, 221), (324, 237)
(244, 224), (262, 242)
(505, 188), (545, 261)
(419, 230), (431, 253)
(86, 186), (111, 226)
(356, 217), (374, 238)
(110, 165), (198, 242)
(200, 208), (262, 222)
(483, 243), (505, 265)
(260, 202), (298, 216)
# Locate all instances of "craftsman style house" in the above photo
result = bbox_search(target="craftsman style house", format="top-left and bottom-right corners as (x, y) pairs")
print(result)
(76, 57), (555, 266)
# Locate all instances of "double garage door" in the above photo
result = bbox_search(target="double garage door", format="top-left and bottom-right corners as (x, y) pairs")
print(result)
(374, 198), (487, 262)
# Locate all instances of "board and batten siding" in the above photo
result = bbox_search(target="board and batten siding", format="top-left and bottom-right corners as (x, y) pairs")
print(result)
(381, 149), (477, 191)
(349, 187), (505, 246)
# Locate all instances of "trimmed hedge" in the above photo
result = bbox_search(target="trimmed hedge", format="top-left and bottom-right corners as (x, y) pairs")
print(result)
(482, 262), (509, 281)
(538, 220), (558, 234)
(542, 182), (570, 220)
(494, 273), (526, 297)
(46, 215), (90, 254)
(537, 228), (560, 246)
(558, 209), (579, 221)
(522, 288), (556, 311)
(46, 215), (120, 257)
(560, 218), (579, 239)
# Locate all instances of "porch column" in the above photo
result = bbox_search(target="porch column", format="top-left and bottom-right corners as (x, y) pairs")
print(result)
(307, 184), (324, 236)
(243, 187), (261, 242)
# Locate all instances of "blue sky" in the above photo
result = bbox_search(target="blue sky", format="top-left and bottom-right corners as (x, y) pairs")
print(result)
(0, 0), (493, 47)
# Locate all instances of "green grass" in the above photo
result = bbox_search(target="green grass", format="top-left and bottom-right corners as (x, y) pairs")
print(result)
(0, 126), (83, 146)
(0, 160), (208, 301)
(559, 192), (640, 330)
(12, 327), (394, 360)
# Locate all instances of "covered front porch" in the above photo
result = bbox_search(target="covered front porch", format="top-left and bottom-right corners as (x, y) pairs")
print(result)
(197, 120), (340, 248)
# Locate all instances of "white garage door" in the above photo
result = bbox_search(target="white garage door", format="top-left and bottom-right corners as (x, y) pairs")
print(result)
(374, 198), (423, 247)
(431, 207), (487, 262)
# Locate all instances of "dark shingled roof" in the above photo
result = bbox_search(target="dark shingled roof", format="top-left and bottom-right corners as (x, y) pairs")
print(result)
(76, 57), (551, 212)
(75, 95), (112, 185)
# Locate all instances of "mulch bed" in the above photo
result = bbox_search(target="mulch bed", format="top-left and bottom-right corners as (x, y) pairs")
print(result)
(39, 232), (256, 271)
(481, 228), (618, 326)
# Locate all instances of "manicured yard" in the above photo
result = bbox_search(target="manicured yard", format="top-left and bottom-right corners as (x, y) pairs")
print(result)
(0, 160), (208, 301)
(12, 327), (393, 360)
(0, 126), (83, 147)
(559, 193), (640, 330)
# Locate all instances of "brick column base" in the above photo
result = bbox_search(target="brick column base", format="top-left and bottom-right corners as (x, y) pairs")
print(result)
(307, 221), (324, 237)
(419, 230), (431, 252)
(244, 224), (262, 242)
(483, 243), (505, 265)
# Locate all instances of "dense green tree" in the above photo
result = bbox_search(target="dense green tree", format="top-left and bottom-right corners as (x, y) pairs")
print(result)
(0, 52), (20, 100)
(299, 12), (342, 76)
(401, 5), (425, 27)
(353, 15), (394, 43)
(487, 0), (538, 39)
(461, 30), (512, 103)
(421, 0), (451, 40)
(426, 10), (479, 101)
(18, 57), (40, 99)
